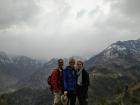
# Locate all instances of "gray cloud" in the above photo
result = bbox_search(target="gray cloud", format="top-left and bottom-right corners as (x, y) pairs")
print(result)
(0, 0), (39, 29)
(89, 6), (100, 16)
(76, 9), (86, 18)
(103, 0), (140, 33)
(112, 0), (140, 17)
(0, 0), (140, 59)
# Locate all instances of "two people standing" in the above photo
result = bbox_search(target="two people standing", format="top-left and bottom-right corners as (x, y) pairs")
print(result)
(50, 58), (90, 105)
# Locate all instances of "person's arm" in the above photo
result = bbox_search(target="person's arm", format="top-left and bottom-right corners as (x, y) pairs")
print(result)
(87, 72), (90, 86)
(84, 71), (90, 94)
(64, 69), (68, 94)
(51, 70), (60, 93)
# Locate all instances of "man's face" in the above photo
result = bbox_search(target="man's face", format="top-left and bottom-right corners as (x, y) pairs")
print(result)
(58, 59), (64, 68)
(69, 59), (75, 67)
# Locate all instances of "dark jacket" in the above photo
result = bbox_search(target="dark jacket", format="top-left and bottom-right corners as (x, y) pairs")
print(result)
(64, 66), (77, 92)
(77, 69), (90, 96)
(81, 69), (90, 87)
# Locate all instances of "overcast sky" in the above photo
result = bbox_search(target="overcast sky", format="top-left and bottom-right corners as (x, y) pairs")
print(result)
(0, 0), (140, 59)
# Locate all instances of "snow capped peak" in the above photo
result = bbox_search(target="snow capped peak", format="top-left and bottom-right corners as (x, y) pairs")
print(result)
(103, 39), (140, 60)
(103, 43), (127, 59)
(0, 51), (7, 57)
(12, 56), (40, 66)
(0, 52), (12, 64)
(105, 44), (127, 52)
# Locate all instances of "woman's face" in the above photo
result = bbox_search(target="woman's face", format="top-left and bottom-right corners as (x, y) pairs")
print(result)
(77, 62), (83, 70)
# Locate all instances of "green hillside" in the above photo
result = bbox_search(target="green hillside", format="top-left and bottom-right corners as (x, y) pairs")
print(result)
(97, 81), (140, 105)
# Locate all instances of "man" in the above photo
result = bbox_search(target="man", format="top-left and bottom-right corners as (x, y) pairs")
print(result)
(64, 58), (77, 105)
(76, 60), (90, 105)
(51, 59), (64, 105)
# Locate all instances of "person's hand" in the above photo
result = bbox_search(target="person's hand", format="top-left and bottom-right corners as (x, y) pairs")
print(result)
(64, 91), (68, 96)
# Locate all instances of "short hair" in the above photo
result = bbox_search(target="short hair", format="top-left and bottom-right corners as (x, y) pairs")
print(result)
(77, 60), (84, 66)
(69, 57), (75, 63)
(58, 58), (64, 63)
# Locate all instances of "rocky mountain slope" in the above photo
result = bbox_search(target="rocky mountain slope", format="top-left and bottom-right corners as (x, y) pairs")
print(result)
(0, 52), (45, 94)
(86, 39), (140, 104)
(0, 88), (53, 105)
(97, 81), (140, 105)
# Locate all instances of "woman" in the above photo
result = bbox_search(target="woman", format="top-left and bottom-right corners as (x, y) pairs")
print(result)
(76, 60), (90, 105)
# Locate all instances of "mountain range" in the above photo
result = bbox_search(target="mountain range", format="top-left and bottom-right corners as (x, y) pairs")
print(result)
(0, 38), (140, 105)
(0, 52), (85, 93)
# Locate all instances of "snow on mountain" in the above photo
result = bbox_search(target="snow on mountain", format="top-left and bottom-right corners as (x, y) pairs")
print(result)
(103, 39), (140, 59)
(85, 39), (140, 69)
(0, 52), (13, 64)
(12, 56), (43, 67)
(104, 44), (127, 59)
